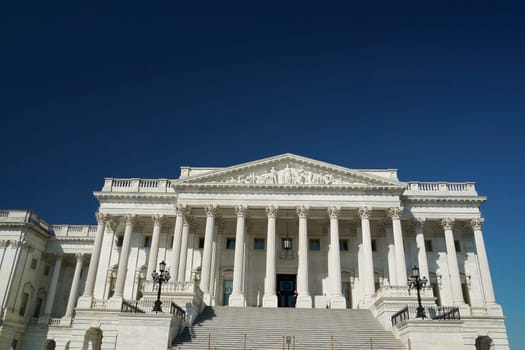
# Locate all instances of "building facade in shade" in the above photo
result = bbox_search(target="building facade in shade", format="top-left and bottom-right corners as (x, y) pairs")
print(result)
(0, 154), (509, 349)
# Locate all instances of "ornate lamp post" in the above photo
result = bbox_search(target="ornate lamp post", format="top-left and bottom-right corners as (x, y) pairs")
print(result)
(408, 266), (428, 319)
(152, 260), (170, 312)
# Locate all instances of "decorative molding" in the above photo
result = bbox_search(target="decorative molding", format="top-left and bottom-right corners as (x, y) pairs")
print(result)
(358, 206), (371, 220)
(95, 212), (110, 225)
(152, 214), (164, 226)
(235, 205), (248, 217)
(205, 204), (217, 217)
(124, 214), (137, 226)
(470, 218), (484, 231)
(176, 204), (189, 217)
(441, 218), (455, 231)
(296, 205), (309, 218)
(266, 205), (279, 218)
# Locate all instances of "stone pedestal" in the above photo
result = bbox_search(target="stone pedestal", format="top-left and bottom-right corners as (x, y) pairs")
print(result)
(229, 294), (246, 307)
(296, 295), (312, 308)
(262, 294), (278, 308)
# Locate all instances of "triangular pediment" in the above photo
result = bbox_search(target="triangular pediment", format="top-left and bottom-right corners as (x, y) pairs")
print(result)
(175, 154), (404, 188)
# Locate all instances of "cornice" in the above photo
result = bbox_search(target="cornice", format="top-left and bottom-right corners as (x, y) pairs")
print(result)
(93, 192), (178, 201)
(402, 195), (486, 204)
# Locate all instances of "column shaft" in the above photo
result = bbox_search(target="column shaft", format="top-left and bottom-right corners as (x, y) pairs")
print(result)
(415, 219), (429, 280)
(44, 255), (63, 316)
(386, 227), (398, 286)
(328, 207), (346, 309)
(359, 207), (375, 299)
(389, 208), (407, 284)
(171, 205), (186, 281)
(471, 219), (496, 303)
(442, 218), (464, 305)
(113, 215), (135, 298)
(65, 254), (84, 318)
(83, 213), (107, 297)
(200, 205), (216, 304)
(178, 217), (191, 282)
(296, 206), (312, 308)
(146, 215), (163, 281)
(263, 206), (278, 307)
(230, 205), (247, 307)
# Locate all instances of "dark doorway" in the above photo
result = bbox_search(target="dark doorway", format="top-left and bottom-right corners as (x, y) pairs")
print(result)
(277, 274), (297, 307)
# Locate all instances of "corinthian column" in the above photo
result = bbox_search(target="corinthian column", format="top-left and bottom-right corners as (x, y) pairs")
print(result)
(171, 204), (187, 281)
(471, 218), (496, 304)
(358, 206), (375, 301)
(178, 215), (192, 282)
(328, 206), (346, 309)
(296, 205), (312, 308)
(200, 204), (217, 305)
(441, 218), (464, 305)
(230, 205), (247, 307)
(263, 205), (278, 307)
(43, 254), (63, 316)
(78, 212), (108, 308)
(65, 253), (84, 318)
(109, 214), (136, 308)
(414, 218), (429, 281)
(388, 207), (407, 284)
(146, 215), (163, 281)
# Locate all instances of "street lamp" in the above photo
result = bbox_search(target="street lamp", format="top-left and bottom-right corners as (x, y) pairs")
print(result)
(408, 266), (428, 319)
(152, 260), (170, 312)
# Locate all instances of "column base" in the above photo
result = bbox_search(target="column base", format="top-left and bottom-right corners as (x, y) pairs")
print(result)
(107, 296), (124, 310)
(330, 295), (347, 309)
(229, 293), (246, 307)
(262, 294), (278, 308)
(76, 295), (93, 309)
(296, 295), (312, 308)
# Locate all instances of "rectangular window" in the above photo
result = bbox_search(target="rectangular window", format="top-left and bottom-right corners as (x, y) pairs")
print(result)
(198, 237), (205, 249)
(371, 239), (377, 252)
(309, 239), (321, 251)
(254, 238), (265, 250)
(454, 240), (461, 252)
(19, 292), (29, 316)
(143, 236), (152, 248)
(44, 264), (51, 276)
(116, 236), (124, 247)
(425, 239), (433, 252)
(462, 283), (471, 306)
(33, 297), (43, 318)
(30, 258), (37, 270)
(226, 238), (236, 249)
(339, 239), (349, 251)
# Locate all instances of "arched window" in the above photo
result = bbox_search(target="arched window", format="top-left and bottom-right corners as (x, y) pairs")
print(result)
(475, 336), (493, 350)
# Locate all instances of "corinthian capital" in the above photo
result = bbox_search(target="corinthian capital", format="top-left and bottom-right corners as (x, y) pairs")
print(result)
(176, 204), (189, 216)
(470, 218), (484, 231)
(205, 204), (218, 217)
(441, 218), (455, 231)
(152, 214), (164, 226)
(387, 207), (403, 220)
(125, 214), (137, 226)
(235, 205), (248, 217)
(296, 205), (309, 218)
(95, 212), (109, 225)
(358, 206), (371, 220)
(327, 206), (340, 219)
(266, 205), (278, 218)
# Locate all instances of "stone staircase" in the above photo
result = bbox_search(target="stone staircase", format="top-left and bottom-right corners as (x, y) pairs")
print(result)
(173, 306), (406, 350)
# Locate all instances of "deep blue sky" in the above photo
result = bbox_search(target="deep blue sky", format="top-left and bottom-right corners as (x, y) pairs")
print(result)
(2, 2), (524, 346)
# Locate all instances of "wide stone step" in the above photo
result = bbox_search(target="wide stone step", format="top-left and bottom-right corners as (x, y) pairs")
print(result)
(174, 307), (405, 350)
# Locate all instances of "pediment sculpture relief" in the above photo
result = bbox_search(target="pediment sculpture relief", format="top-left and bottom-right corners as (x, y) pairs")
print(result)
(220, 165), (354, 185)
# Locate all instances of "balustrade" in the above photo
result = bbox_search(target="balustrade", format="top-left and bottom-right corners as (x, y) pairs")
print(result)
(406, 182), (476, 194)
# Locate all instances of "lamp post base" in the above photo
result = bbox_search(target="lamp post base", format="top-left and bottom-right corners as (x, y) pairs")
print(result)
(153, 299), (163, 313)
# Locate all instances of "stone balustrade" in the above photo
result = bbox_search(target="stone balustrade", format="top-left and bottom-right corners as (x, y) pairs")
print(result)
(101, 178), (177, 193)
(405, 182), (477, 195)
(0, 210), (50, 231)
(52, 225), (97, 238)
(143, 281), (202, 296)
(374, 285), (434, 299)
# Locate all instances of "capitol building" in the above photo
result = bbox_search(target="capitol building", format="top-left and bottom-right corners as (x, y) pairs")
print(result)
(0, 154), (509, 349)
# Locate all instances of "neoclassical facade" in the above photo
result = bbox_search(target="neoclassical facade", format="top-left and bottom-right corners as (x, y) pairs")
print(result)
(0, 154), (509, 349)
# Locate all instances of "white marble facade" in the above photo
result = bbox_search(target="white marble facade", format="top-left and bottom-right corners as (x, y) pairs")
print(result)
(0, 154), (509, 349)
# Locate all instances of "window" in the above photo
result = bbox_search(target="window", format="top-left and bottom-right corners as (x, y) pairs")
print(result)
(30, 258), (37, 270)
(44, 264), (51, 276)
(168, 236), (174, 248)
(462, 283), (471, 306)
(116, 236), (124, 247)
(432, 283), (441, 307)
(198, 237), (205, 249)
(309, 239), (321, 251)
(339, 239), (349, 251)
(143, 236), (152, 248)
(33, 297), (43, 318)
(425, 239), (433, 252)
(254, 238), (265, 250)
(454, 240), (461, 252)
(371, 239), (377, 252)
(19, 292), (30, 316)
(226, 238), (236, 249)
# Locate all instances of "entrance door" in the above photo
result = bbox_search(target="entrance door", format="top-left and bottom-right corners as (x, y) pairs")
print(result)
(277, 274), (297, 307)
(223, 280), (233, 306)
